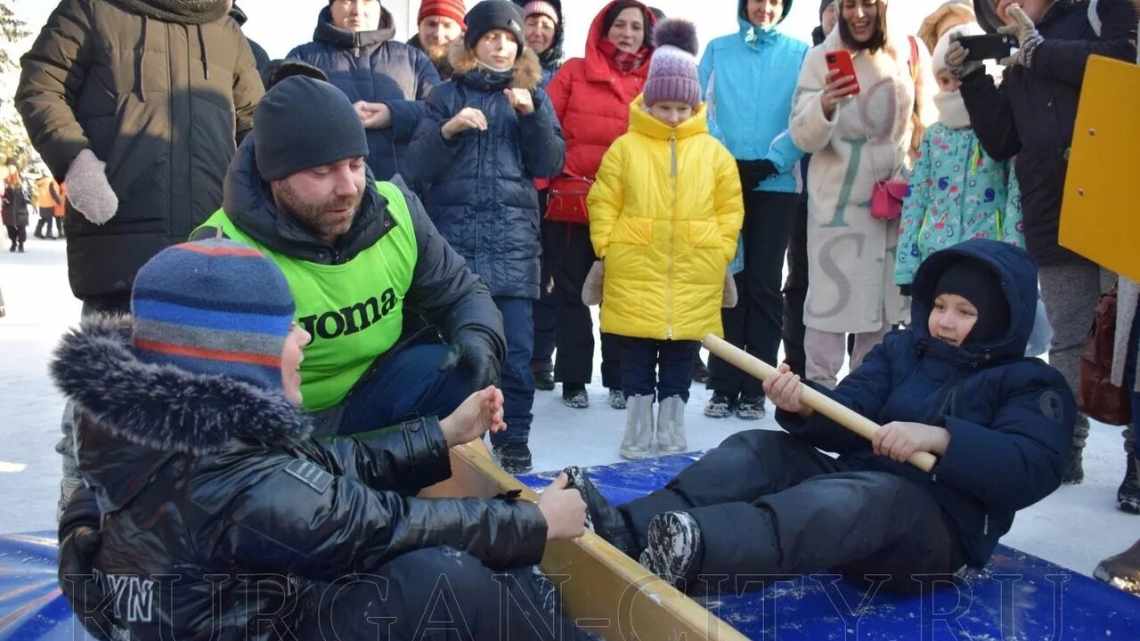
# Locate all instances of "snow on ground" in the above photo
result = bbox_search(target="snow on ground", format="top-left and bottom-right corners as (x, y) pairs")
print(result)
(0, 239), (1136, 577)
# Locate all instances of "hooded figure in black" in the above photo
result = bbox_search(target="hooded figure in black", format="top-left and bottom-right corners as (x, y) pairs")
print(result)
(576, 240), (1075, 593)
(950, 0), (1138, 482)
(286, 2), (441, 181)
(51, 238), (590, 641)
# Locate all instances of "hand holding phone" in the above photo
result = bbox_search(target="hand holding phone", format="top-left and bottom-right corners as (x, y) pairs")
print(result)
(958, 34), (1017, 62)
(822, 51), (860, 119)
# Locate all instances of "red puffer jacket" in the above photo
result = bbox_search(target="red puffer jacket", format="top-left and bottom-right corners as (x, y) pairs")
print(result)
(545, 0), (654, 206)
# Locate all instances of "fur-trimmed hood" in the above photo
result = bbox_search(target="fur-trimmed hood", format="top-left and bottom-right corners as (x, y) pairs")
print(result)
(448, 41), (545, 90)
(51, 315), (312, 457)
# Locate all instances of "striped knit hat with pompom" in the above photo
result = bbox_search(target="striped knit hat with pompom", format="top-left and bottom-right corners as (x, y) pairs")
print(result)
(643, 18), (700, 108)
(130, 240), (295, 391)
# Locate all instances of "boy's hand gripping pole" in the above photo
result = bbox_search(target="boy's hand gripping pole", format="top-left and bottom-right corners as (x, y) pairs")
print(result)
(703, 334), (937, 473)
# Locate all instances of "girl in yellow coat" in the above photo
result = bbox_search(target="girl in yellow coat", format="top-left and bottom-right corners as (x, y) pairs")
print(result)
(588, 18), (744, 460)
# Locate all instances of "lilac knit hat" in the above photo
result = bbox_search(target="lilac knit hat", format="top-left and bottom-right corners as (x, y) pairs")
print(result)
(643, 19), (700, 108)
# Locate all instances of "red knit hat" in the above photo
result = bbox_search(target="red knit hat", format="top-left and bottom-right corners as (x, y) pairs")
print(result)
(418, 0), (467, 28)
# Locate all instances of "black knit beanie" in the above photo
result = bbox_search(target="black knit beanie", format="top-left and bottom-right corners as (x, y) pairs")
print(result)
(464, 1), (525, 50)
(253, 76), (369, 182)
(932, 258), (1010, 345)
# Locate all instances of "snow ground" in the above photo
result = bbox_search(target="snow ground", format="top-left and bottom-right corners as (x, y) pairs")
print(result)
(1, 239), (1136, 577)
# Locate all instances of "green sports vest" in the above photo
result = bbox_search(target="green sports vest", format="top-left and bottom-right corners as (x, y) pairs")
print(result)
(196, 182), (418, 411)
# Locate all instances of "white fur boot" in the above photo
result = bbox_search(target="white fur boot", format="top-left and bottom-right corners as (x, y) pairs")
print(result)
(620, 394), (655, 460)
(656, 396), (687, 453)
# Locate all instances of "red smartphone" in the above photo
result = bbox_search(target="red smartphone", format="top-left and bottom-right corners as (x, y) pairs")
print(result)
(825, 50), (860, 95)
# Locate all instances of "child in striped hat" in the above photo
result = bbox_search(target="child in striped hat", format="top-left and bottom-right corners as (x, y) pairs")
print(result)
(51, 238), (594, 641)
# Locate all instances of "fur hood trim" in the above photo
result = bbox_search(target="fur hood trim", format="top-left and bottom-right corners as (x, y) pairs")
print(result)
(50, 316), (312, 456)
(448, 42), (544, 90)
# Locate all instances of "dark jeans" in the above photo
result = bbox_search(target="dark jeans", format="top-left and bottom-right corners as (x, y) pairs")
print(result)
(492, 296), (535, 448)
(302, 547), (589, 641)
(35, 209), (56, 237)
(335, 343), (476, 436)
(709, 190), (801, 398)
(617, 336), (700, 402)
(1124, 301), (1139, 457)
(547, 221), (621, 389)
(783, 193), (809, 377)
(619, 431), (965, 592)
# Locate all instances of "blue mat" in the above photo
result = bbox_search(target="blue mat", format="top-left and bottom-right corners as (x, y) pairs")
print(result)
(519, 454), (1140, 641)
(2, 455), (1137, 641)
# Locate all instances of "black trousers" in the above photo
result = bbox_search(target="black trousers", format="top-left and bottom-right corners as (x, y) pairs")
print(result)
(709, 190), (801, 398)
(5, 224), (26, 246)
(533, 217), (559, 371)
(619, 431), (966, 592)
(35, 208), (56, 237)
(782, 193), (809, 377)
(302, 547), (590, 641)
(547, 221), (621, 389)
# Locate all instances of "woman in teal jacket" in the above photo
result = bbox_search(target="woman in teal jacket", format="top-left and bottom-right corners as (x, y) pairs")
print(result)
(698, 0), (809, 421)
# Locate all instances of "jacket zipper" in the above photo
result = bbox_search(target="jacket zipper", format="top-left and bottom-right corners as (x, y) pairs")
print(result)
(666, 134), (678, 339)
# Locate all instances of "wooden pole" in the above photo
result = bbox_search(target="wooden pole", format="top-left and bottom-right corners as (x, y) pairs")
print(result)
(703, 334), (937, 473)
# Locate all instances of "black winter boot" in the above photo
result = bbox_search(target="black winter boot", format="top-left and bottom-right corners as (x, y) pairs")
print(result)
(562, 466), (638, 557)
(1118, 454), (1139, 514)
(1094, 538), (1140, 596)
(640, 511), (703, 590)
(1062, 446), (1084, 485)
(494, 443), (533, 475)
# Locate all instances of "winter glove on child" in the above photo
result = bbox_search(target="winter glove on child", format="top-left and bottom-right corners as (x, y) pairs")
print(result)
(58, 487), (115, 641)
(723, 270), (739, 308)
(581, 260), (604, 306)
(738, 159), (778, 192)
(944, 33), (985, 80)
(440, 327), (503, 389)
(998, 5), (1044, 68)
(64, 150), (118, 226)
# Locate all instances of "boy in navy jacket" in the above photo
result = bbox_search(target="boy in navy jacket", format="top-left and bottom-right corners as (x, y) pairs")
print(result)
(577, 239), (1074, 591)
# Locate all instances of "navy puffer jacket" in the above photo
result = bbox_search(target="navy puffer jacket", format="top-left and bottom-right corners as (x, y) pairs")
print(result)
(405, 47), (565, 300)
(287, 7), (440, 181)
(777, 240), (1075, 567)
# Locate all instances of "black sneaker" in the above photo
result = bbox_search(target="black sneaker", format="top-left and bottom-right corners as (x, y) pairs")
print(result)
(640, 511), (702, 590)
(1118, 455), (1139, 514)
(562, 466), (637, 557)
(735, 395), (766, 421)
(562, 386), (589, 409)
(703, 393), (734, 419)
(495, 443), (533, 475)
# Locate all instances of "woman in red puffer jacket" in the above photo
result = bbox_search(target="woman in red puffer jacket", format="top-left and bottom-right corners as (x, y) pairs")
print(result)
(544, 0), (655, 410)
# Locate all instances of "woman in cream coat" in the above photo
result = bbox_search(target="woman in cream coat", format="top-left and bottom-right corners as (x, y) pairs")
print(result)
(790, 0), (934, 388)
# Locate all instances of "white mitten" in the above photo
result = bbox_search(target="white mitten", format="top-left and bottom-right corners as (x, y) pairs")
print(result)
(64, 149), (118, 225)
(581, 260), (604, 306)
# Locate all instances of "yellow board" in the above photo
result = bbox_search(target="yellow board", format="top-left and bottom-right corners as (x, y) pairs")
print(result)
(1059, 55), (1140, 281)
(421, 441), (751, 641)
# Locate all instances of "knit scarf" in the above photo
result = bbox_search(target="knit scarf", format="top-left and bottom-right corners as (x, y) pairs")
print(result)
(598, 39), (650, 74)
(463, 62), (516, 91)
(105, 0), (230, 24)
(935, 90), (971, 129)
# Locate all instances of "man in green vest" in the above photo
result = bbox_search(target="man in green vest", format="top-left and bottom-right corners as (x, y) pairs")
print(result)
(193, 75), (506, 436)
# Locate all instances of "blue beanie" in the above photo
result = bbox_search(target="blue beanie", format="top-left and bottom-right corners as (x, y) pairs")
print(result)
(254, 76), (369, 181)
(131, 240), (296, 391)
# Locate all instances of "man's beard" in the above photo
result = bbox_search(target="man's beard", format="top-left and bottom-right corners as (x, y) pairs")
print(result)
(423, 41), (450, 64)
(273, 181), (364, 243)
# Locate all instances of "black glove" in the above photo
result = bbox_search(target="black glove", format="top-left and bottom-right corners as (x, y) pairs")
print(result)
(440, 328), (502, 389)
(899, 284), (913, 298)
(738, 159), (779, 192)
(58, 488), (115, 641)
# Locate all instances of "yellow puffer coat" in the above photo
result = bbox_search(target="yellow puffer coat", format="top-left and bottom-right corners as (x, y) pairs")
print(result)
(589, 97), (744, 341)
